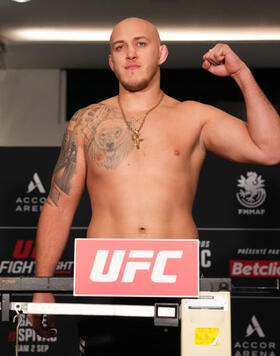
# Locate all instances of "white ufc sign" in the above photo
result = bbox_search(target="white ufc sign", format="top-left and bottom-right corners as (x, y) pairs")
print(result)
(89, 249), (183, 283)
(74, 239), (199, 297)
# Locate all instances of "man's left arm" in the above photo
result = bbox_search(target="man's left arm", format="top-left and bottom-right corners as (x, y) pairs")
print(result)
(200, 43), (280, 165)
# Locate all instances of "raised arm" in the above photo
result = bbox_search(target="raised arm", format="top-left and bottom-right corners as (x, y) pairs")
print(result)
(29, 109), (87, 337)
(200, 43), (280, 165)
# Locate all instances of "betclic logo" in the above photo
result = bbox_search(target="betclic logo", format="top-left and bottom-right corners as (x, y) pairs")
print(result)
(230, 260), (280, 277)
(74, 239), (199, 297)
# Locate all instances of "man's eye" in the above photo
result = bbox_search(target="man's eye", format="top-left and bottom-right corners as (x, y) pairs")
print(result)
(115, 45), (123, 51)
(138, 42), (146, 47)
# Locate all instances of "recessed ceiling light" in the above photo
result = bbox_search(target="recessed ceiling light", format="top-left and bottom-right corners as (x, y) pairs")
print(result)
(11, 0), (32, 3)
(3, 26), (280, 42)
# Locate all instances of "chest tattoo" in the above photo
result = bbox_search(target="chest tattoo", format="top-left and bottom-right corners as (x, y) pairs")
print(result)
(81, 104), (134, 169)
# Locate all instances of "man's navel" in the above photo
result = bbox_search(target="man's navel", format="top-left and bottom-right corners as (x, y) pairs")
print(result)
(138, 226), (146, 233)
(174, 149), (180, 156)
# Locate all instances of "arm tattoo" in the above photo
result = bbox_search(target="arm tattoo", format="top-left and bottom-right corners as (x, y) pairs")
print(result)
(71, 107), (88, 122)
(53, 129), (78, 195)
(45, 199), (54, 207)
(48, 185), (61, 206)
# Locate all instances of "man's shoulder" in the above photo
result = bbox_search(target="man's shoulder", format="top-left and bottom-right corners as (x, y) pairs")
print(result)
(69, 97), (117, 126)
(167, 98), (220, 130)
(74, 98), (115, 119)
(176, 99), (206, 109)
(168, 98), (209, 115)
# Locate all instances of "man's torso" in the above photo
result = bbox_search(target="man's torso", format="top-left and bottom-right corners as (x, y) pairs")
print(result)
(73, 95), (207, 238)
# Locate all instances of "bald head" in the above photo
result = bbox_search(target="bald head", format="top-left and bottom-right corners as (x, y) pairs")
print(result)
(110, 17), (161, 49)
(108, 17), (168, 92)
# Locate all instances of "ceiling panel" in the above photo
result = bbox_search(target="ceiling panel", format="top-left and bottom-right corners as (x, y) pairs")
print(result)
(0, 0), (279, 68)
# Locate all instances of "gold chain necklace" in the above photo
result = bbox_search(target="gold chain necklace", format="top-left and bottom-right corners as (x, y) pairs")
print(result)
(118, 91), (164, 149)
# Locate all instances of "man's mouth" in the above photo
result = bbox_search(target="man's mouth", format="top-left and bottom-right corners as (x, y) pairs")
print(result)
(125, 64), (140, 70)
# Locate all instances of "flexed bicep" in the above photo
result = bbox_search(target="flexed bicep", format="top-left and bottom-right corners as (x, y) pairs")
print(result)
(200, 103), (272, 165)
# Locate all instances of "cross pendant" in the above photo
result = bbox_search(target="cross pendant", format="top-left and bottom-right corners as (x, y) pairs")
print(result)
(132, 131), (144, 149)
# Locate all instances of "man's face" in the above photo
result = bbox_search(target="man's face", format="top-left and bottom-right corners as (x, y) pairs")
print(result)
(109, 18), (166, 92)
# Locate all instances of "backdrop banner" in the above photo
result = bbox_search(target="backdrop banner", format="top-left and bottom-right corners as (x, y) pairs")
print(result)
(1, 67), (279, 355)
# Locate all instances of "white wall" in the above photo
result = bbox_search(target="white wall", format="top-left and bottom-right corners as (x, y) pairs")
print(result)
(0, 69), (67, 146)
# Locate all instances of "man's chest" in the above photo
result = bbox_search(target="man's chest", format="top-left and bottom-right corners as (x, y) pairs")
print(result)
(83, 111), (203, 173)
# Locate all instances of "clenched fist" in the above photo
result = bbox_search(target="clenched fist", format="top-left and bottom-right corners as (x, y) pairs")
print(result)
(202, 43), (246, 77)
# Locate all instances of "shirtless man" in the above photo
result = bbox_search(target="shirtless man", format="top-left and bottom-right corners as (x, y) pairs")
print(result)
(29, 17), (280, 338)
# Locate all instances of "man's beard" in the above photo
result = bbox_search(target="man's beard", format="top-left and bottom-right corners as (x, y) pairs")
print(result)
(120, 77), (150, 92)
(115, 65), (158, 92)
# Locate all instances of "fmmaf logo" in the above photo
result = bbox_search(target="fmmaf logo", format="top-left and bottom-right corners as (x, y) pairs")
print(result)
(15, 172), (47, 213)
(245, 315), (265, 338)
(236, 171), (266, 215)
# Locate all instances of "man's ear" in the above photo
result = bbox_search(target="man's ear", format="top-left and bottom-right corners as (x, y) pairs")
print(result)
(108, 54), (114, 71)
(158, 44), (168, 65)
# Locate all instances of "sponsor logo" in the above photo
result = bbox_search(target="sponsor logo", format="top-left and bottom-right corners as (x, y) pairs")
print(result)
(15, 172), (47, 213)
(233, 314), (277, 356)
(0, 260), (36, 275)
(27, 173), (46, 194)
(200, 240), (212, 268)
(246, 316), (265, 338)
(13, 240), (36, 259)
(90, 249), (183, 283)
(236, 172), (266, 215)
(234, 340), (276, 355)
(230, 260), (280, 277)
(0, 240), (73, 276)
(74, 239), (199, 297)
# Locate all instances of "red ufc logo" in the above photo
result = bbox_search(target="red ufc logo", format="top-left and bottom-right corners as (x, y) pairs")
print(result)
(74, 239), (199, 297)
(89, 250), (183, 283)
(13, 240), (35, 259)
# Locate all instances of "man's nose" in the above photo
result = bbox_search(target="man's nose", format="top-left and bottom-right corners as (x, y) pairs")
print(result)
(126, 45), (137, 60)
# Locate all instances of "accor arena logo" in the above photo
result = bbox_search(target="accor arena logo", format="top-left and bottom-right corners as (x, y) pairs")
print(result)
(230, 260), (280, 277)
(15, 172), (47, 213)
